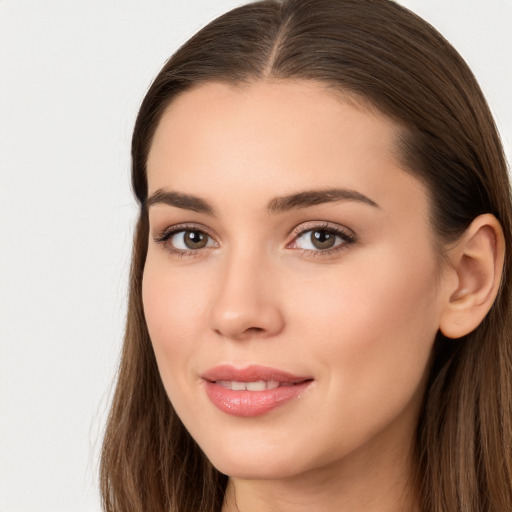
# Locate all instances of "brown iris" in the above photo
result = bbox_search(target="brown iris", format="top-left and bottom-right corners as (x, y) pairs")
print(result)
(311, 230), (336, 250)
(183, 230), (208, 249)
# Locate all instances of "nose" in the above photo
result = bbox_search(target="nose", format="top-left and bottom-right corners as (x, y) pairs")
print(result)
(209, 250), (285, 341)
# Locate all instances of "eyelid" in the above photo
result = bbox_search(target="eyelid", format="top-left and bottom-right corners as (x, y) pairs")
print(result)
(287, 221), (357, 253)
(290, 220), (354, 237)
(153, 222), (217, 243)
(153, 222), (219, 256)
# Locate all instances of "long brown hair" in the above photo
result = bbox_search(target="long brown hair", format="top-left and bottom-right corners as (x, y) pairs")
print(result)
(100, 1), (512, 510)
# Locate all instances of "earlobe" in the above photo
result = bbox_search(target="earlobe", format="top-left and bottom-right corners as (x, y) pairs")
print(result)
(439, 214), (505, 339)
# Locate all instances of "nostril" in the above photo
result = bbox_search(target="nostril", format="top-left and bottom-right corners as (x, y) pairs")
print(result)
(247, 327), (264, 334)
(214, 325), (268, 340)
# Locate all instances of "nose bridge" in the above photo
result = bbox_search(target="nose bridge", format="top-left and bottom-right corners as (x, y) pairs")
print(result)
(209, 240), (284, 340)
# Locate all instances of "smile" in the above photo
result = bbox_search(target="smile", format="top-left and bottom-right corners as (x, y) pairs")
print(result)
(201, 365), (313, 417)
(216, 380), (298, 391)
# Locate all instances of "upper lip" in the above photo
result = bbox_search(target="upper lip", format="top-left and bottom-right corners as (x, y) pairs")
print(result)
(201, 364), (312, 384)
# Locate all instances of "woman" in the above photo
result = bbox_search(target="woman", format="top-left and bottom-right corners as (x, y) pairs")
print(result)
(100, 0), (512, 510)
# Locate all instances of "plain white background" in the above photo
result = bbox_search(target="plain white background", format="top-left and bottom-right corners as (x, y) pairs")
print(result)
(0, 1), (510, 511)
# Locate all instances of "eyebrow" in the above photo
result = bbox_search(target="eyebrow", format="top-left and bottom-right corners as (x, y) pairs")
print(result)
(267, 188), (379, 213)
(147, 189), (215, 215)
(146, 187), (379, 215)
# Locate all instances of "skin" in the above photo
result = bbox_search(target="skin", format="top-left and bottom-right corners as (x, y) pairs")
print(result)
(142, 80), (457, 512)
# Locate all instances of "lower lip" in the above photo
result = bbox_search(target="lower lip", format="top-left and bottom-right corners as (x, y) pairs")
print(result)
(204, 381), (312, 417)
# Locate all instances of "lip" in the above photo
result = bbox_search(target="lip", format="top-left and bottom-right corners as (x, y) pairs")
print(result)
(201, 364), (313, 417)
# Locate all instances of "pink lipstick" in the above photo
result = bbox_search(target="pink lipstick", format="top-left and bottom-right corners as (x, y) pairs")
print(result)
(201, 365), (313, 417)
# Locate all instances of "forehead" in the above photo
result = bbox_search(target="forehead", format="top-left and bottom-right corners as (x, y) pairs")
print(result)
(148, 80), (400, 172)
(146, 80), (426, 216)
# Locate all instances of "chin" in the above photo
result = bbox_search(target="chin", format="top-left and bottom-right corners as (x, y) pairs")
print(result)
(198, 437), (318, 480)
(210, 455), (303, 480)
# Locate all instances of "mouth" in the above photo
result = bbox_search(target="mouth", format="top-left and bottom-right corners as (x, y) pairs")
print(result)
(201, 365), (314, 417)
(214, 380), (305, 391)
(201, 363), (311, 383)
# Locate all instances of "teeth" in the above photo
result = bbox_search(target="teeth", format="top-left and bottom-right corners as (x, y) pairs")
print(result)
(246, 381), (267, 391)
(232, 381), (246, 391)
(216, 380), (281, 391)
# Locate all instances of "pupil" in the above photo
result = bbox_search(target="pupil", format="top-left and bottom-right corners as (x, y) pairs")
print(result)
(185, 231), (207, 249)
(311, 230), (335, 249)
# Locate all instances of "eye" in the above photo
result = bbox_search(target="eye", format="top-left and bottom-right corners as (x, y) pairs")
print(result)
(171, 229), (215, 250)
(154, 225), (218, 255)
(290, 224), (356, 253)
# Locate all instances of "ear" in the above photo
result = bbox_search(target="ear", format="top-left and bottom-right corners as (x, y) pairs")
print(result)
(439, 214), (505, 339)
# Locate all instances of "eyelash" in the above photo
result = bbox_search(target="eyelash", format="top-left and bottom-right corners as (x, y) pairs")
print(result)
(153, 223), (216, 258)
(153, 222), (357, 258)
(289, 222), (356, 257)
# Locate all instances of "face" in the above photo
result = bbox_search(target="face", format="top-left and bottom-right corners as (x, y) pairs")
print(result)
(143, 81), (449, 480)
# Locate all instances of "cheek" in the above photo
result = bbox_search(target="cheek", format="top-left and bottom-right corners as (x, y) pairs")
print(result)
(271, 251), (441, 460)
(302, 242), (441, 345)
(141, 257), (209, 382)
(290, 246), (441, 404)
